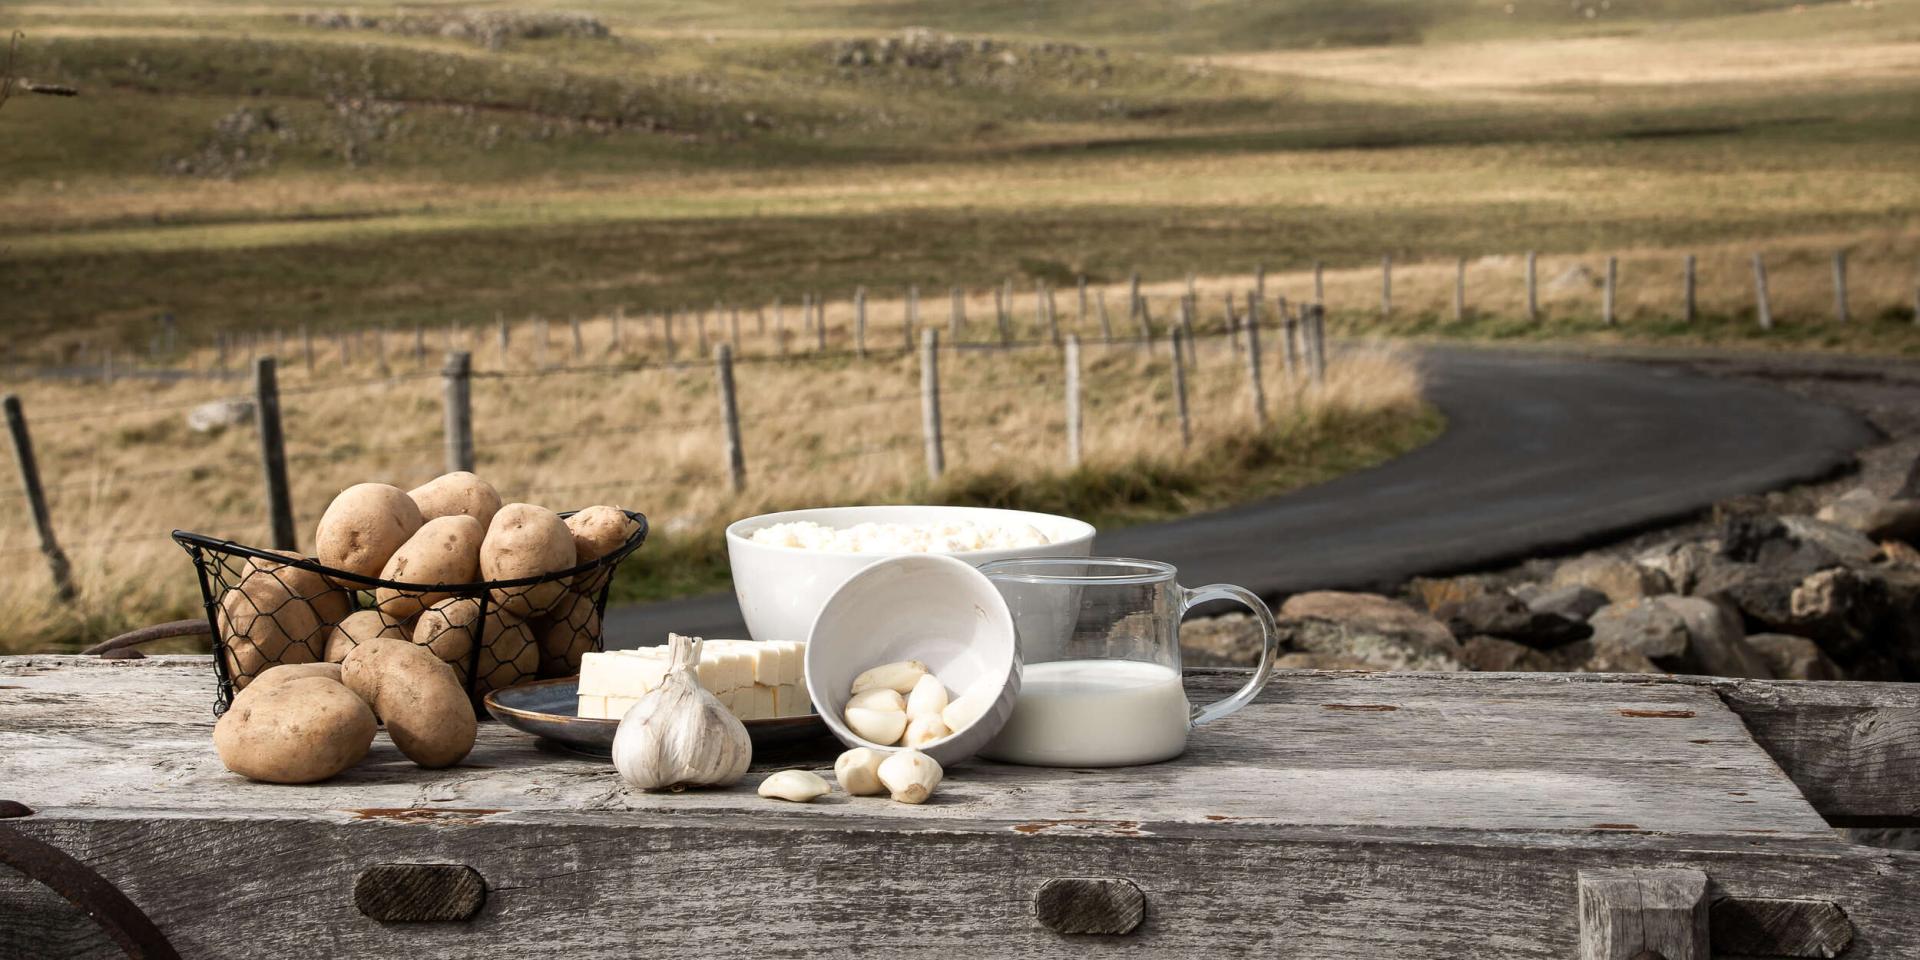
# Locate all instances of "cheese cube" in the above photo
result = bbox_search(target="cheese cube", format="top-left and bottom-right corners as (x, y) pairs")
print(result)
(735, 684), (776, 721)
(773, 682), (813, 717)
(577, 694), (608, 719)
(578, 650), (670, 698)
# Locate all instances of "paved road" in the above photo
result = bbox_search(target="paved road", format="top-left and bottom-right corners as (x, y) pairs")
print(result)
(604, 345), (1877, 645)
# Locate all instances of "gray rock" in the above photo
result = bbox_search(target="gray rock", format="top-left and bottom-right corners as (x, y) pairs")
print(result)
(1459, 636), (1558, 672)
(1588, 599), (1690, 660)
(1279, 591), (1464, 672)
(1635, 541), (1716, 595)
(1516, 583), (1609, 622)
(1746, 633), (1846, 681)
(1779, 515), (1880, 567)
(186, 398), (254, 433)
(1651, 595), (1774, 679)
(1818, 487), (1920, 544)
(1550, 555), (1671, 604)
(1718, 512), (1849, 578)
(1576, 641), (1665, 675)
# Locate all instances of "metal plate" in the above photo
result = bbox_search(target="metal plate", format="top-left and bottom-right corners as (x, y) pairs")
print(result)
(484, 676), (830, 758)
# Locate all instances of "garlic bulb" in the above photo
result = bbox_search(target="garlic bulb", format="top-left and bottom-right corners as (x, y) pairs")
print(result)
(611, 634), (751, 791)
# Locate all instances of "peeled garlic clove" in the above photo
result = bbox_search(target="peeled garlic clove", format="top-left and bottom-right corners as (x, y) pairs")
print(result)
(834, 747), (887, 796)
(905, 674), (948, 720)
(758, 769), (831, 803)
(847, 687), (906, 713)
(851, 659), (929, 695)
(941, 687), (993, 733)
(903, 714), (950, 748)
(878, 748), (943, 804)
(845, 705), (908, 745)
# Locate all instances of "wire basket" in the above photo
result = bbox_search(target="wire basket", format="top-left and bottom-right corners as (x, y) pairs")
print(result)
(174, 509), (648, 716)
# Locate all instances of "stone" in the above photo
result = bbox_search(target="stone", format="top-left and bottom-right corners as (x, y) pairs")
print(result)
(1550, 555), (1671, 604)
(1718, 512), (1851, 578)
(1746, 633), (1846, 681)
(1588, 599), (1690, 660)
(1818, 488), (1920, 544)
(1636, 541), (1717, 595)
(1651, 595), (1774, 679)
(1779, 515), (1880, 567)
(1406, 575), (1497, 613)
(186, 398), (255, 433)
(1573, 641), (1664, 675)
(1459, 636), (1558, 673)
(1515, 583), (1609, 622)
(1437, 591), (1591, 648)
(1694, 558), (1801, 634)
(1180, 613), (1264, 668)
(1278, 591), (1464, 672)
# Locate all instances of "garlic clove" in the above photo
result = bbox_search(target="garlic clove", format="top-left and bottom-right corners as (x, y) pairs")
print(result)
(847, 687), (906, 713)
(941, 686), (993, 734)
(877, 748), (943, 804)
(851, 659), (930, 695)
(903, 714), (950, 748)
(905, 674), (949, 720)
(845, 705), (908, 745)
(834, 747), (887, 796)
(757, 769), (831, 803)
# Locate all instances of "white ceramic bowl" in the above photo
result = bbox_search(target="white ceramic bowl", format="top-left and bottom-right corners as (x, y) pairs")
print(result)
(804, 555), (1021, 767)
(725, 505), (1095, 647)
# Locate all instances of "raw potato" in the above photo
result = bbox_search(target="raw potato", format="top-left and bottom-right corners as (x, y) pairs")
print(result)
(565, 505), (639, 594)
(248, 662), (344, 694)
(414, 597), (481, 683)
(316, 483), (424, 580)
(213, 676), (376, 784)
(374, 515), (485, 619)
(218, 555), (332, 689)
(475, 612), (540, 695)
(325, 610), (408, 664)
(408, 471), (502, 529)
(342, 638), (476, 768)
(480, 503), (577, 617)
(537, 593), (600, 678)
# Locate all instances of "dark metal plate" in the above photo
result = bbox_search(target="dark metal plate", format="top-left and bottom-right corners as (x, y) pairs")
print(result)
(484, 676), (830, 758)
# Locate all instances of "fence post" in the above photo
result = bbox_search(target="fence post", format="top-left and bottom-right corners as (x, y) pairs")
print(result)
(443, 351), (474, 474)
(1044, 282), (1061, 347)
(1381, 255), (1392, 319)
(921, 329), (944, 481)
(1221, 292), (1238, 359)
(1255, 262), (1267, 300)
(1138, 297), (1155, 348)
(1064, 334), (1082, 468)
(1313, 260), (1324, 304)
(1128, 271), (1142, 322)
(571, 315), (585, 359)
(497, 314), (510, 356)
(1096, 289), (1114, 343)
(1454, 256), (1467, 322)
(1169, 332), (1191, 449)
(814, 295), (827, 352)
(302, 325), (315, 373)
(1281, 299), (1299, 379)
(1245, 293), (1267, 429)
(1684, 255), (1697, 323)
(906, 286), (919, 352)
(949, 287), (965, 340)
(1180, 297), (1200, 363)
(995, 283), (1011, 346)
(1526, 251), (1539, 322)
(696, 308), (710, 357)
(414, 323), (427, 362)
(1604, 256), (1618, 326)
(729, 306), (742, 354)
(852, 287), (867, 358)
(1833, 250), (1850, 323)
(1077, 276), (1088, 330)
(4, 395), (74, 599)
(769, 299), (782, 338)
(663, 308), (678, 359)
(1310, 304), (1328, 384)
(252, 358), (297, 551)
(1753, 254), (1774, 330)
(716, 344), (746, 493)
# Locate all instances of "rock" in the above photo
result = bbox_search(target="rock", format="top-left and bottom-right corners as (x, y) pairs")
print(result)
(1779, 515), (1879, 567)
(1588, 599), (1690, 660)
(1180, 613), (1264, 668)
(1550, 556), (1671, 604)
(1746, 633), (1846, 681)
(1651, 595), (1773, 679)
(1718, 512), (1851, 578)
(1514, 583), (1609, 622)
(1880, 539), (1920, 570)
(1635, 541), (1716, 595)
(1694, 558), (1801, 633)
(186, 398), (254, 433)
(1437, 591), (1591, 648)
(1406, 575), (1497, 613)
(1279, 591), (1464, 672)
(1818, 488), (1920, 544)
(1459, 636), (1558, 672)
(1574, 641), (1665, 675)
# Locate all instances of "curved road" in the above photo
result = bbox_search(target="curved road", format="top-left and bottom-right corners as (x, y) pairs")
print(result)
(606, 346), (1877, 644)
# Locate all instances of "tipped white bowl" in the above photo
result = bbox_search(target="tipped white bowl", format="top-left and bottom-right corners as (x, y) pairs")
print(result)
(726, 504), (1095, 648)
(805, 554), (1021, 767)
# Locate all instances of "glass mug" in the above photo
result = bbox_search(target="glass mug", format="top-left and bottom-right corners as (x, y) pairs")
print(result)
(976, 557), (1280, 767)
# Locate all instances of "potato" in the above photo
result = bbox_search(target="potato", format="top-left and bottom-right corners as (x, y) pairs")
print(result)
(374, 515), (485, 620)
(564, 505), (640, 596)
(408, 471), (502, 529)
(537, 594), (601, 678)
(248, 662), (344, 694)
(413, 597), (482, 684)
(480, 503), (576, 617)
(218, 555), (334, 690)
(341, 637), (476, 768)
(213, 676), (376, 784)
(316, 483), (424, 580)
(325, 610), (408, 664)
(475, 611), (540, 695)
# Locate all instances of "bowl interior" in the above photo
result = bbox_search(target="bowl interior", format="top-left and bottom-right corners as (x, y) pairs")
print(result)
(727, 504), (1095, 555)
(806, 554), (1019, 751)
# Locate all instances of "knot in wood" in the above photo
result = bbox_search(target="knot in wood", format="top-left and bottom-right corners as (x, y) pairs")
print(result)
(1033, 877), (1145, 936)
(0, 801), (32, 819)
(354, 863), (486, 923)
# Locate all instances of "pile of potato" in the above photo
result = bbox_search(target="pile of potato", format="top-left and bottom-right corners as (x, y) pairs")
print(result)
(213, 639), (477, 783)
(217, 470), (639, 698)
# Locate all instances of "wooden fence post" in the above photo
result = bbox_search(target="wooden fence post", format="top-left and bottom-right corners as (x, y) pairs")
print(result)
(1684, 254), (1697, 324)
(1077, 276), (1088, 329)
(814, 295), (827, 353)
(1833, 249), (1850, 323)
(696, 308), (710, 357)
(443, 351), (474, 474)
(1223, 291), (1239, 358)
(1380, 255), (1392, 319)
(1064, 334), (1083, 468)
(715, 344), (746, 493)
(497, 314), (510, 356)
(920, 329), (943, 480)
(1169, 332), (1191, 449)
(1096, 289), (1114, 343)
(1281, 300), (1299, 379)
(1128, 271), (1142, 322)
(570, 315), (584, 359)
(854, 288), (867, 358)
(253, 357), (297, 551)
(1138, 297), (1155, 348)
(1526, 250), (1539, 322)
(995, 282), (1012, 347)
(1180, 297), (1200, 363)
(1254, 262), (1266, 300)
(1310, 303), (1328, 384)
(1753, 253), (1774, 331)
(1244, 293), (1267, 429)
(302, 325), (315, 373)
(1043, 282), (1061, 347)
(949, 287), (965, 341)
(729, 306), (742, 354)
(3, 395), (74, 600)
(1313, 260), (1324, 304)
(906, 286), (919, 352)
(1454, 256), (1467, 322)
(769, 299), (782, 338)
(414, 323), (427, 362)
(1603, 256), (1618, 326)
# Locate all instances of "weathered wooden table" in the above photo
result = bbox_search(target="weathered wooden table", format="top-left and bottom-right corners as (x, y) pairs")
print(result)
(3, 656), (1916, 958)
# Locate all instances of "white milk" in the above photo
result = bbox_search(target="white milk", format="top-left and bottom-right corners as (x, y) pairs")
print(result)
(981, 659), (1190, 767)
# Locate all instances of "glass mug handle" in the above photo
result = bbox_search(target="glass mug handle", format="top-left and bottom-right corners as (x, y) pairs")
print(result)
(1180, 583), (1281, 728)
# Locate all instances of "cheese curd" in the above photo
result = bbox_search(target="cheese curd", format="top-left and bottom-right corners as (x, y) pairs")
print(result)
(748, 519), (1051, 554)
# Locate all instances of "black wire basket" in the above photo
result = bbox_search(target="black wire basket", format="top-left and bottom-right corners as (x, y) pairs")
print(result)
(174, 509), (648, 716)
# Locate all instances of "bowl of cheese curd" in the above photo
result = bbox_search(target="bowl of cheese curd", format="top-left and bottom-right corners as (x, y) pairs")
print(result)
(726, 505), (1095, 646)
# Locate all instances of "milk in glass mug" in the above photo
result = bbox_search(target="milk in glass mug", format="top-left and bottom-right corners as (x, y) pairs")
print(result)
(976, 557), (1279, 767)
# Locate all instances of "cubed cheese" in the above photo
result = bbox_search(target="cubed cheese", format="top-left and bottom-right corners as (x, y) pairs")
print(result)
(578, 651), (671, 698)
(577, 694), (608, 719)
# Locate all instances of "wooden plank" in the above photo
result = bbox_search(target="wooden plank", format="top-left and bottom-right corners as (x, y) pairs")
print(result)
(1577, 868), (1707, 960)
(1711, 896), (1853, 958)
